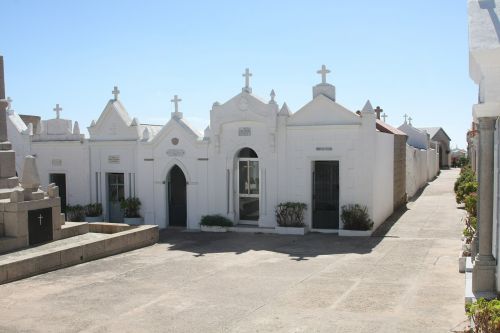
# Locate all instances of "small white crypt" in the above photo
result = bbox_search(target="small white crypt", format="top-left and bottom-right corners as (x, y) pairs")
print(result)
(9, 66), (399, 233)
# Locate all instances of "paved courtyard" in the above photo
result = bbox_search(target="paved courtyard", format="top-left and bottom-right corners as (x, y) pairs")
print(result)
(0, 169), (466, 332)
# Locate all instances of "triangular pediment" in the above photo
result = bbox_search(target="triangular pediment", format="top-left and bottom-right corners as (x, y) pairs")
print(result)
(288, 94), (361, 126)
(211, 92), (278, 130)
(88, 100), (140, 141)
(149, 117), (202, 146)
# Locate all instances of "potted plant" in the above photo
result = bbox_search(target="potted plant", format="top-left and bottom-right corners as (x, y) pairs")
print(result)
(200, 214), (233, 232)
(84, 203), (103, 222)
(338, 204), (373, 236)
(275, 202), (307, 235)
(66, 204), (86, 222)
(120, 197), (143, 225)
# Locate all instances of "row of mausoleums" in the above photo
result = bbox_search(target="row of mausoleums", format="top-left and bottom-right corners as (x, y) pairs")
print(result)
(6, 67), (447, 234)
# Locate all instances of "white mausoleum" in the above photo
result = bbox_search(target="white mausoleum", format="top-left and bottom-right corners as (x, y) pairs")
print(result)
(8, 66), (399, 232)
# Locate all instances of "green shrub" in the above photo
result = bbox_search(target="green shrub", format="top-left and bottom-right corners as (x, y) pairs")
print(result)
(463, 215), (477, 246)
(341, 204), (374, 231)
(200, 214), (233, 227)
(120, 197), (141, 218)
(457, 181), (478, 204)
(275, 202), (307, 227)
(66, 204), (86, 222)
(465, 193), (478, 218)
(84, 203), (103, 217)
(466, 298), (500, 332)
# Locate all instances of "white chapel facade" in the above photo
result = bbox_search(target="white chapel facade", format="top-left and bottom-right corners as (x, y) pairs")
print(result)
(8, 66), (398, 232)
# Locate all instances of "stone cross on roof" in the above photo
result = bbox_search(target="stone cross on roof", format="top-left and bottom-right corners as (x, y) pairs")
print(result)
(382, 113), (388, 122)
(374, 106), (383, 120)
(53, 104), (62, 119)
(171, 95), (182, 113)
(408, 116), (413, 126)
(112, 86), (120, 101)
(317, 64), (331, 84)
(404, 114), (408, 124)
(242, 68), (252, 91)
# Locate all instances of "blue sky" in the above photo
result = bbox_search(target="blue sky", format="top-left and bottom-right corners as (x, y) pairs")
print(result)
(2, 0), (475, 147)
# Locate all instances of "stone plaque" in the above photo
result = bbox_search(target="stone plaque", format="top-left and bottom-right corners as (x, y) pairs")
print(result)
(51, 159), (62, 167)
(108, 155), (120, 164)
(316, 147), (333, 151)
(167, 149), (185, 157)
(239, 127), (251, 136)
(28, 208), (53, 245)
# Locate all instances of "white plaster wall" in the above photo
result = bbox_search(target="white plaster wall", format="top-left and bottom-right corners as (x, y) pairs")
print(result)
(31, 141), (90, 206)
(406, 145), (429, 198)
(6, 112), (31, 175)
(494, 121), (500, 289)
(426, 148), (439, 180)
(285, 124), (375, 229)
(372, 132), (394, 229)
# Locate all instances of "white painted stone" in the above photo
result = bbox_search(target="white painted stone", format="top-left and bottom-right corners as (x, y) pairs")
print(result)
(20, 155), (40, 191)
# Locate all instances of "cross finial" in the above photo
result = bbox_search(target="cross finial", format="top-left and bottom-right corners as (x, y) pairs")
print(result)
(382, 113), (388, 122)
(112, 86), (120, 100)
(6, 97), (12, 111)
(403, 114), (408, 124)
(171, 95), (182, 113)
(408, 116), (413, 126)
(374, 106), (383, 120)
(242, 68), (252, 92)
(317, 64), (331, 84)
(53, 104), (62, 119)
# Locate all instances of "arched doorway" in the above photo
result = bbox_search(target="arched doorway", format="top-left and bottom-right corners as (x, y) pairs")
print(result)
(237, 148), (259, 224)
(167, 165), (187, 227)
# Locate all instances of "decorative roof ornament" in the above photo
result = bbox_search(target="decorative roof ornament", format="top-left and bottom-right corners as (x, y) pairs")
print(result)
(53, 104), (62, 119)
(90, 120), (96, 127)
(382, 113), (388, 122)
(278, 102), (291, 116)
(374, 106), (383, 120)
(242, 68), (252, 93)
(171, 94), (183, 119)
(73, 121), (80, 135)
(317, 64), (331, 84)
(408, 116), (413, 126)
(131, 117), (139, 126)
(142, 127), (150, 141)
(403, 113), (408, 124)
(269, 89), (276, 104)
(6, 97), (12, 111)
(112, 86), (120, 101)
(361, 100), (374, 113)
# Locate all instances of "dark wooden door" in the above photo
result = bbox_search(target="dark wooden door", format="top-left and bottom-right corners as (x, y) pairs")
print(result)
(49, 173), (67, 213)
(108, 173), (125, 223)
(168, 165), (187, 227)
(312, 161), (340, 229)
(28, 208), (53, 245)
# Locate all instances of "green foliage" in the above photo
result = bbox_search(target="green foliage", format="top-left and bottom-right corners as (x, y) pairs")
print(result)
(341, 204), (374, 231)
(120, 197), (141, 218)
(200, 214), (233, 227)
(455, 166), (476, 204)
(463, 215), (477, 246)
(457, 181), (478, 204)
(84, 203), (103, 217)
(66, 204), (86, 222)
(275, 202), (307, 227)
(466, 298), (500, 332)
(465, 193), (478, 218)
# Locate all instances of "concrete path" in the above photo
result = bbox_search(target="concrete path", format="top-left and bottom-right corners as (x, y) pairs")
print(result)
(0, 169), (466, 332)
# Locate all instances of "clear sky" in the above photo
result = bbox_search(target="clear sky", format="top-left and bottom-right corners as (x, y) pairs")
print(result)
(2, 0), (475, 148)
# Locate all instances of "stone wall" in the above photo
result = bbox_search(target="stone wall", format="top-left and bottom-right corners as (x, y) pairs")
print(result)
(393, 135), (407, 209)
(406, 145), (439, 199)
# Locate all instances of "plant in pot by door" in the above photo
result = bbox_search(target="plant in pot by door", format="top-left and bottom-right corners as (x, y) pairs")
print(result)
(120, 197), (143, 225)
(339, 204), (373, 236)
(84, 203), (103, 222)
(275, 202), (307, 235)
(66, 205), (86, 222)
(200, 215), (233, 232)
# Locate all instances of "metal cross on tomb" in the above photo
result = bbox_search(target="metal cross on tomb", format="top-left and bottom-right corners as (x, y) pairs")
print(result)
(53, 104), (62, 119)
(317, 64), (330, 84)
(382, 113), (388, 122)
(408, 116), (413, 126)
(112, 86), (120, 100)
(404, 114), (408, 123)
(171, 95), (182, 113)
(38, 214), (43, 226)
(242, 68), (252, 89)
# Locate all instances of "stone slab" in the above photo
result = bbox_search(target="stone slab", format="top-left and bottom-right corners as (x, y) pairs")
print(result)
(0, 225), (158, 284)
